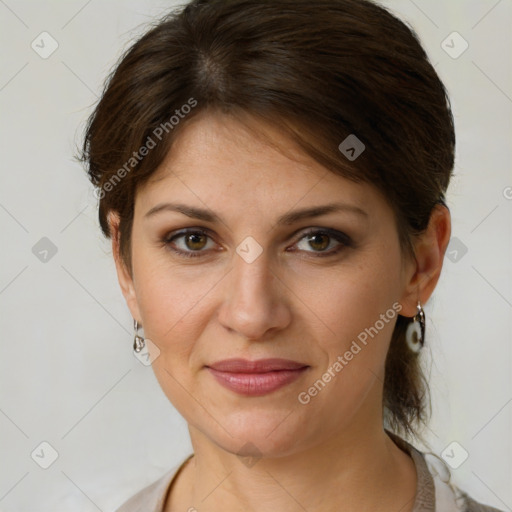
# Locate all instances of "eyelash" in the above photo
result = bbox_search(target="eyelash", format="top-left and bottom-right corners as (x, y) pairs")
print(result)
(161, 228), (353, 259)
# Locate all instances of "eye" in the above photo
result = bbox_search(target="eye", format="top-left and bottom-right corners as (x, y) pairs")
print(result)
(163, 229), (217, 258)
(291, 228), (352, 257)
(162, 227), (352, 259)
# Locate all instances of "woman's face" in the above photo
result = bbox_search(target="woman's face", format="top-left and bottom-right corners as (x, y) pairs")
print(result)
(115, 113), (418, 457)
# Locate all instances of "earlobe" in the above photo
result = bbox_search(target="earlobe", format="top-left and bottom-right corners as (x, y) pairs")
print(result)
(107, 211), (141, 322)
(399, 204), (451, 317)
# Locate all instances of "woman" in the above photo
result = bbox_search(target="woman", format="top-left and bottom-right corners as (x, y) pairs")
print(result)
(80, 0), (504, 510)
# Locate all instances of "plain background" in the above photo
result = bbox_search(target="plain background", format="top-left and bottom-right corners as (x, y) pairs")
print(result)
(0, 0), (510, 510)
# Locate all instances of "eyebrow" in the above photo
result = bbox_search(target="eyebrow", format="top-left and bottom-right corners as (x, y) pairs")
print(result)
(144, 201), (368, 225)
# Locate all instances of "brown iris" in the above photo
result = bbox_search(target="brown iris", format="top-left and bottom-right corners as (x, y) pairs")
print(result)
(307, 233), (330, 252)
(185, 233), (208, 251)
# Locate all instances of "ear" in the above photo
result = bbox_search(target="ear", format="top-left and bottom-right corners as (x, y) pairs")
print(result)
(107, 211), (142, 323)
(399, 203), (451, 317)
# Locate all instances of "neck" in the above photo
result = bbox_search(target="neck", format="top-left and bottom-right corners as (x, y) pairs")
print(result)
(168, 422), (417, 512)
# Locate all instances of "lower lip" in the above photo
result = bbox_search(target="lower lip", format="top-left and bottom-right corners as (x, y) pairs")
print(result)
(206, 367), (308, 396)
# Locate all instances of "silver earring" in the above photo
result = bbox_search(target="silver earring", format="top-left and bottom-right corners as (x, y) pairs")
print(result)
(405, 301), (425, 353)
(133, 319), (145, 353)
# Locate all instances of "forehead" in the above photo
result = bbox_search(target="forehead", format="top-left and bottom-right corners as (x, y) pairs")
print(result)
(135, 113), (387, 221)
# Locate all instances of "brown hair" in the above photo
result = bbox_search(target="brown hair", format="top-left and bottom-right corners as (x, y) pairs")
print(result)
(80, 0), (455, 440)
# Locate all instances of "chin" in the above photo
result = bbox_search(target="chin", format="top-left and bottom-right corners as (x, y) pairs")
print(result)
(208, 409), (313, 459)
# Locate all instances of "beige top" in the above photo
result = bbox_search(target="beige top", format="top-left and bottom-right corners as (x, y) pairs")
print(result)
(115, 432), (504, 512)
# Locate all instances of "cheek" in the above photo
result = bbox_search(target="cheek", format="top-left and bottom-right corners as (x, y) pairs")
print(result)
(295, 262), (402, 421)
(302, 259), (403, 406)
(132, 258), (215, 413)
(132, 247), (226, 366)
(304, 256), (401, 348)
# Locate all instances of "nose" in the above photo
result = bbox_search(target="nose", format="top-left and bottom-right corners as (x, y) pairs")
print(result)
(217, 250), (292, 341)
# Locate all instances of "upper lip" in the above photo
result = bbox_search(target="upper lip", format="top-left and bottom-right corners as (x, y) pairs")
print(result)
(206, 358), (309, 373)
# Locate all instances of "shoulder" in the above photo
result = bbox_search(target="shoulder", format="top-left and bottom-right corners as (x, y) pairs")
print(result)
(114, 455), (194, 512)
(386, 430), (505, 512)
(462, 492), (503, 512)
(415, 446), (505, 512)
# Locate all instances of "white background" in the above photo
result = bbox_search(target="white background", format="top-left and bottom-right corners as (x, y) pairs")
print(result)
(0, 0), (510, 510)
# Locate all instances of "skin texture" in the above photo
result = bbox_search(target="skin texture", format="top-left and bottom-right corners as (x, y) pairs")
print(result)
(109, 113), (451, 512)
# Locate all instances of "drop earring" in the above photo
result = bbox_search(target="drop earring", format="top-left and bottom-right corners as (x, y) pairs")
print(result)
(133, 319), (145, 353)
(406, 301), (425, 353)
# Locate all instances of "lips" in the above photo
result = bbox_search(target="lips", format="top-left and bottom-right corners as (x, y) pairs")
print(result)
(207, 357), (309, 372)
(205, 358), (309, 396)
